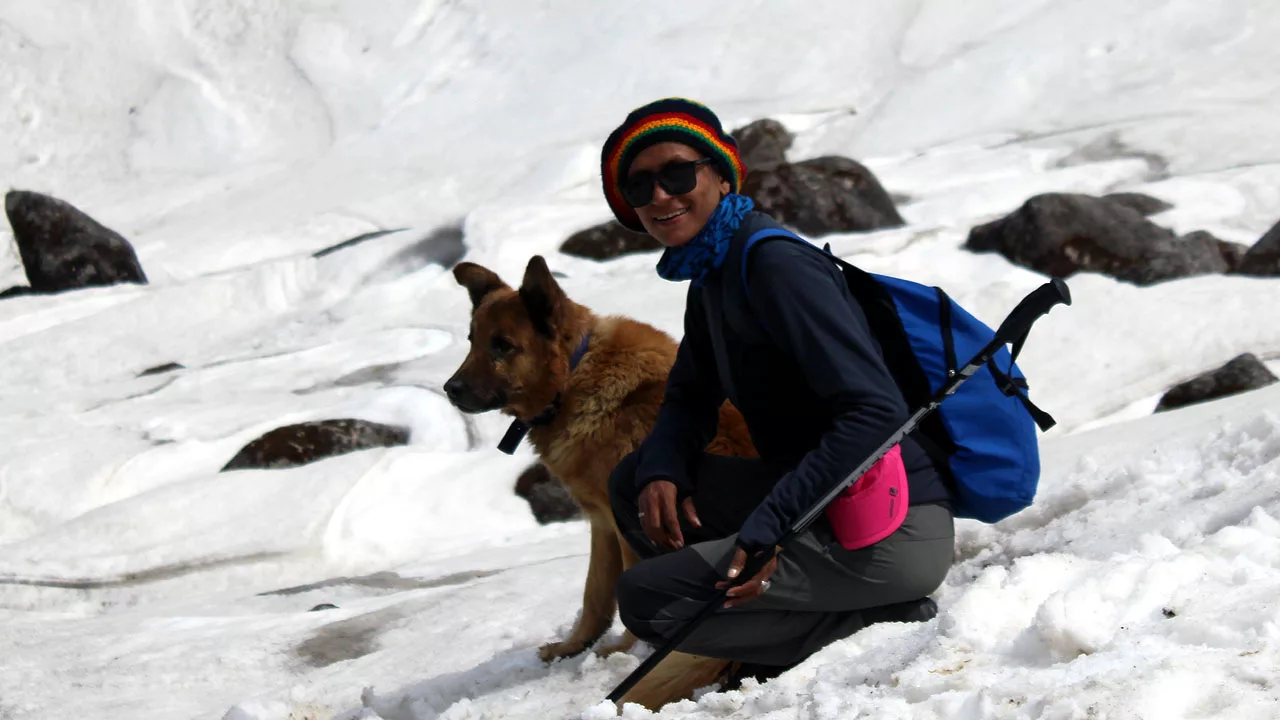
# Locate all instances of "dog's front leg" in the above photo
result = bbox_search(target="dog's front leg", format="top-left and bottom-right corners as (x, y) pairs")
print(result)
(594, 531), (642, 657)
(538, 514), (622, 662)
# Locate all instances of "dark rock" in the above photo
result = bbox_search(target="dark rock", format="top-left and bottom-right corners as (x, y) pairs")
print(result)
(222, 419), (410, 471)
(1236, 220), (1280, 276)
(730, 118), (794, 172)
(138, 362), (184, 377)
(1177, 229), (1248, 274)
(560, 221), (660, 261)
(742, 156), (905, 237)
(1102, 192), (1174, 216)
(309, 603), (340, 612)
(1173, 231), (1250, 274)
(313, 228), (406, 258)
(965, 193), (1229, 285)
(1154, 353), (1278, 413)
(4, 190), (147, 293)
(0, 286), (34, 299)
(514, 462), (580, 524)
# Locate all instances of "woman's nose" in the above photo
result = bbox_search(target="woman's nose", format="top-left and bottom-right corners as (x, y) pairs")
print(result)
(648, 181), (672, 205)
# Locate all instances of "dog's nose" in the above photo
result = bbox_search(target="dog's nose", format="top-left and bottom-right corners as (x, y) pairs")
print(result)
(443, 376), (466, 402)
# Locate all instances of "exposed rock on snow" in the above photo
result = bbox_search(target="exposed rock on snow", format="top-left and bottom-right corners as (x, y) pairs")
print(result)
(222, 420), (410, 471)
(3, 190), (147, 295)
(966, 193), (1231, 285)
(1155, 353), (1279, 412)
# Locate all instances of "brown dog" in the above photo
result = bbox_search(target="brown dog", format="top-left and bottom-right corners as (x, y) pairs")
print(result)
(444, 255), (755, 709)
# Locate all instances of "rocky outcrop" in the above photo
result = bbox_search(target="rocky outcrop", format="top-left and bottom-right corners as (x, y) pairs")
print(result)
(138, 362), (185, 377)
(741, 155), (905, 237)
(4, 190), (147, 294)
(514, 462), (580, 524)
(560, 222), (660, 261)
(1101, 192), (1173, 217)
(222, 419), (410, 471)
(1154, 353), (1278, 413)
(732, 118), (792, 171)
(1236, 220), (1280, 277)
(966, 193), (1230, 285)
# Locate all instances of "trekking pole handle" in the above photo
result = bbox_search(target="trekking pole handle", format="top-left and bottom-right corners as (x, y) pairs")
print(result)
(992, 278), (1071, 348)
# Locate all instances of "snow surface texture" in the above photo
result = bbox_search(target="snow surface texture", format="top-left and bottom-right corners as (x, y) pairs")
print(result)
(1, 1), (1279, 718)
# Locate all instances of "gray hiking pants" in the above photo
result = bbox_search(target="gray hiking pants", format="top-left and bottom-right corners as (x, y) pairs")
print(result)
(610, 451), (955, 666)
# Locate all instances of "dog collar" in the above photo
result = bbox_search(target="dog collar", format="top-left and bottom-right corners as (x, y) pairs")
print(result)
(497, 331), (591, 455)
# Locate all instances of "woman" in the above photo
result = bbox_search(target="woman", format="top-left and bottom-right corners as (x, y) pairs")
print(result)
(605, 98), (956, 675)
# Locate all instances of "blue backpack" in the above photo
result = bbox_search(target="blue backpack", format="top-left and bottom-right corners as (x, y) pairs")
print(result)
(739, 228), (1055, 524)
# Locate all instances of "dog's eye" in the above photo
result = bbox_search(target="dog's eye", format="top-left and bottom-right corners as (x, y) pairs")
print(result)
(490, 335), (516, 358)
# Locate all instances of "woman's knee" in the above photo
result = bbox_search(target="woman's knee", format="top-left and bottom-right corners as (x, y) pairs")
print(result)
(615, 564), (666, 643)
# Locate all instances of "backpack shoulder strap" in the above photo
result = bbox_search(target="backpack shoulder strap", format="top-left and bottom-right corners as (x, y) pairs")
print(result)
(715, 214), (803, 341)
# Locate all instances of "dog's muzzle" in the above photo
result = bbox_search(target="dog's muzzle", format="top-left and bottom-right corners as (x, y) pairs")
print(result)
(443, 376), (505, 414)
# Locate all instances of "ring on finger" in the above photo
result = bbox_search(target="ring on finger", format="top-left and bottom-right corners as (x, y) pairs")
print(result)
(761, 580), (772, 593)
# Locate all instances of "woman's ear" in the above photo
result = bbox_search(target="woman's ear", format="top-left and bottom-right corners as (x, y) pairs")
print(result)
(719, 178), (731, 196)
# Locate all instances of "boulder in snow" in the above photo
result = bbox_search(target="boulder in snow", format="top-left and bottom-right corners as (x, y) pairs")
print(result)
(731, 118), (793, 172)
(4, 190), (147, 294)
(1101, 192), (1174, 217)
(514, 462), (581, 524)
(965, 193), (1230, 285)
(1154, 353), (1278, 413)
(1236, 219), (1280, 277)
(741, 155), (905, 237)
(560, 221), (660, 261)
(138, 362), (184, 377)
(222, 419), (410, 471)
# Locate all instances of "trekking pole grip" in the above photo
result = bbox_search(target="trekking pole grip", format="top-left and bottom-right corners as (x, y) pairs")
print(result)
(992, 278), (1071, 348)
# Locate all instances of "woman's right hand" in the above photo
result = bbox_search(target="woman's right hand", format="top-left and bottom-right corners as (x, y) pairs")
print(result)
(638, 479), (701, 550)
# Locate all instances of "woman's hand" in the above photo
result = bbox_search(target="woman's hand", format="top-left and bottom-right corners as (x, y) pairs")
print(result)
(638, 479), (701, 550)
(715, 546), (780, 608)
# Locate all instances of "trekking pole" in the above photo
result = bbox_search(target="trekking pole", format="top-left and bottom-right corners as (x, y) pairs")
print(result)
(606, 278), (1071, 705)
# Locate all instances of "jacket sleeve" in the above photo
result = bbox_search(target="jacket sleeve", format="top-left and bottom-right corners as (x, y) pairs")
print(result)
(633, 288), (727, 495)
(735, 240), (907, 551)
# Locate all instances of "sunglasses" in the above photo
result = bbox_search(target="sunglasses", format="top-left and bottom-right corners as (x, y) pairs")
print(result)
(620, 158), (713, 208)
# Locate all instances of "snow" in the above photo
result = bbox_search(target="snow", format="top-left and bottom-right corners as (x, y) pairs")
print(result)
(2, 1), (1279, 718)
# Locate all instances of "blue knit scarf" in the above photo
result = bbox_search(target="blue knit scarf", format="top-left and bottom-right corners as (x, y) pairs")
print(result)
(655, 194), (754, 286)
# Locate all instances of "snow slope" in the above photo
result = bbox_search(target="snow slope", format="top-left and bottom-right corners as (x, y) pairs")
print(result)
(1, 2), (1278, 718)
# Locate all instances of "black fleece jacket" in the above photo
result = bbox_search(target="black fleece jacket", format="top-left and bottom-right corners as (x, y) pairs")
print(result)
(634, 212), (949, 551)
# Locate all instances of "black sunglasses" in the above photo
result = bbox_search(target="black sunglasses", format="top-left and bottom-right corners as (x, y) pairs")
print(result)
(620, 158), (713, 208)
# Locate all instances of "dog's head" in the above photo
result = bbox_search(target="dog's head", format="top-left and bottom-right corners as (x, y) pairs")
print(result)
(444, 256), (580, 419)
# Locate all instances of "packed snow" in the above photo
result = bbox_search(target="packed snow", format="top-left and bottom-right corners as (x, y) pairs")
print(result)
(1, 1), (1278, 719)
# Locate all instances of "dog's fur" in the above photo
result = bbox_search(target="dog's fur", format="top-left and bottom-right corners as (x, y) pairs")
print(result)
(445, 256), (755, 710)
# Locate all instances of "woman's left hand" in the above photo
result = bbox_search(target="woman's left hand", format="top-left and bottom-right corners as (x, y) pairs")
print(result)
(715, 546), (780, 608)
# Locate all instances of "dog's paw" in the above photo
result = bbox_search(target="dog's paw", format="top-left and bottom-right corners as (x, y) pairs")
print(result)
(538, 638), (587, 663)
(594, 632), (638, 658)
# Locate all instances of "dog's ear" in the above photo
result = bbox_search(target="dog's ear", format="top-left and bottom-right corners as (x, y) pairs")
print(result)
(519, 256), (565, 339)
(453, 262), (509, 309)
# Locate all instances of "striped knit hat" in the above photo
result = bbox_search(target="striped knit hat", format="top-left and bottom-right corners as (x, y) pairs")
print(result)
(601, 98), (746, 232)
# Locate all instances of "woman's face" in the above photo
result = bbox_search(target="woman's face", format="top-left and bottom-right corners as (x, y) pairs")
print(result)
(628, 142), (730, 247)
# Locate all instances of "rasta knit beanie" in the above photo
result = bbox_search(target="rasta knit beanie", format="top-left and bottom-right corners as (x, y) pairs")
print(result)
(600, 98), (746, 232)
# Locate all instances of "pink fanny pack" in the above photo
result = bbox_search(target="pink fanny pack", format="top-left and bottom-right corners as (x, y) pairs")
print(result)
(824, 445), (909, 550)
